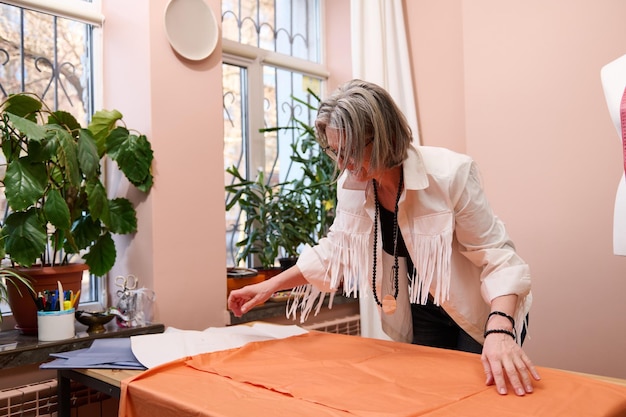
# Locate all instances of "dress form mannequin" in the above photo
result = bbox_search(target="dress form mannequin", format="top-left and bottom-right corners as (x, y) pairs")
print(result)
(601, 54), (626, 256)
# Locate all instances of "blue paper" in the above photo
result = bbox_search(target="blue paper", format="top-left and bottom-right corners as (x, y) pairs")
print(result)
(40, 337), (146, 370)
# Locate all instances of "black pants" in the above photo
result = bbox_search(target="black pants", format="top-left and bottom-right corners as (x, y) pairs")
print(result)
(411, 302), (528, 354)
(411, 302), (483, 354)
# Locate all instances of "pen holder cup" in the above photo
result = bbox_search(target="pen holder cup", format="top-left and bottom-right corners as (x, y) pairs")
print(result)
(37, 309), (75, 341)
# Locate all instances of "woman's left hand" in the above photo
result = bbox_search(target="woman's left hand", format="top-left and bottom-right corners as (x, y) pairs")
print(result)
(481, 333), (541, 396)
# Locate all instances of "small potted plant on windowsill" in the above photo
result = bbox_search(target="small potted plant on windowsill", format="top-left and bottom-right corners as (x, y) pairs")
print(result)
(0, 92), (154, 334)
(225, 166), (318, 271)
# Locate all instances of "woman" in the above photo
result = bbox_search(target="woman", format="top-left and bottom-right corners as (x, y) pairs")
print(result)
(228, 79), (540, 396)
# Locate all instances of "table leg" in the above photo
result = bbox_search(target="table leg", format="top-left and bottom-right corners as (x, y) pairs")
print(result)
(57, 369), (72, 417)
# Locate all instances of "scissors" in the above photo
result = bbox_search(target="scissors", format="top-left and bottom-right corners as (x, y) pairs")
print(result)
(115, 274), (138, 296)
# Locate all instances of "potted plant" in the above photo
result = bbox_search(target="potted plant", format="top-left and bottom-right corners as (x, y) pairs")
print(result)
(0, 267), (34, 324)
(0, 92), (154, 333)
(225, 91), (336, 273)
(225, 166), (318, 270)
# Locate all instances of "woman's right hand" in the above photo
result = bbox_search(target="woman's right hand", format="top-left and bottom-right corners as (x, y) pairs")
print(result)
(228, 280), (274, 317)
(228, 266), (307, 317)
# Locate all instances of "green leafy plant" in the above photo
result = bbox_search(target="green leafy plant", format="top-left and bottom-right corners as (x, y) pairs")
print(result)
(0, 93), (154, 276)
(225, 91), (337, 269)
(0, 267), (34, 323)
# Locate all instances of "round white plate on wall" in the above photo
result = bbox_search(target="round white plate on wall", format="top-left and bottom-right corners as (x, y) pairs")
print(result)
(164, 0), (218, 61)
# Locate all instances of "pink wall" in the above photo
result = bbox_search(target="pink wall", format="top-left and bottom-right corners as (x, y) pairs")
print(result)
(102, 0), (227, 330)
(100, 0), (352, 332)
(101, 0), (626, 378)
(406, 0), (626, 378)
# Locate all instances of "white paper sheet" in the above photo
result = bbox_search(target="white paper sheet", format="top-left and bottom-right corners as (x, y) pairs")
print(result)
(130, 323), (308, 369)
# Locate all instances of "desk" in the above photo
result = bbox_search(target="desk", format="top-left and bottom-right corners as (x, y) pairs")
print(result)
(65, 331), (626, 417)
(0, 322), (165, 369)
(57, 368), (141, 417)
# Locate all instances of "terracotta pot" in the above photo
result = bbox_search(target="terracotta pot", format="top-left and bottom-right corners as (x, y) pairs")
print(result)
(227, 268), (264, 298)
(254, 266), (283, 280)
(7, 264), (87, 335)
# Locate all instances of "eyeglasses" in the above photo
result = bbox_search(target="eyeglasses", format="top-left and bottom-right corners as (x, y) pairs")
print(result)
(321, 138), (374, 163)
(321, 145), (340, 161)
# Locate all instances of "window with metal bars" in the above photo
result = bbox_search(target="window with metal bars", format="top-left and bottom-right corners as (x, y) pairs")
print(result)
(222, 0), (328, 268)
(0, 0), (104, 317)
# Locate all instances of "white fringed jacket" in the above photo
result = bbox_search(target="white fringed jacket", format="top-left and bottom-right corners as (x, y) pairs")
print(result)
(292, 144), (532, 344)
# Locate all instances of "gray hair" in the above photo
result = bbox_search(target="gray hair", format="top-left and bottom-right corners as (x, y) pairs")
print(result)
(315, 79), (412, 173)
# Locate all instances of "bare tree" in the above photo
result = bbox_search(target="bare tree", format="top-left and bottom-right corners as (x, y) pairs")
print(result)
(0, 5), (90, 123)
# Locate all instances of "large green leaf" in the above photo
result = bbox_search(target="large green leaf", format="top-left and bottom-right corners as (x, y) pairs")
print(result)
(4, 158), (47, 211)
(85, 179), (109, 224)
(47, 110), (80, 132)
(106, 128), (154, 191)
(55, 128), (81, 187)
(25, 134), (56, 163)
(1, 209), (47, 266)
(82, 232), (116, 277)
(43, 188), (71, 230)
(77, 128), (100, 180)
(3, 94), (42, 119)
(88, 109), (123, 156)
(107, 198), (137, 234)
(7, 113), (47, 141)
(70, 214), (101, 251)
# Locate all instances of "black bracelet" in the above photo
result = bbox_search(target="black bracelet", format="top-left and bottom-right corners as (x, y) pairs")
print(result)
(484, 328), (516, 340)
(487, 311), (515, 329)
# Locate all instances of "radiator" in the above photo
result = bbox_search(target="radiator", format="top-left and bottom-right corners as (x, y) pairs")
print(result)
(302, 314), (361, 336)
(0, 379), (113, 417)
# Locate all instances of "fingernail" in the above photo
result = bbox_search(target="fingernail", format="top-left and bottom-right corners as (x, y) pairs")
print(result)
(516, 388), (525, 396)
(499, 388), (507, 395)
(526, 385), (533, 393)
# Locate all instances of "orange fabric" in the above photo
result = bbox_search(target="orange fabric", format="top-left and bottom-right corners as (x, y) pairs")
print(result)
(120, 332), (626, 417)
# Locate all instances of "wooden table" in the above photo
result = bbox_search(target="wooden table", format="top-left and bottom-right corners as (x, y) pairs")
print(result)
(33, 323), (165, 417)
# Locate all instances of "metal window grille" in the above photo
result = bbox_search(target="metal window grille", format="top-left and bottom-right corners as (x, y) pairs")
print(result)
(222, 0), (326, 268)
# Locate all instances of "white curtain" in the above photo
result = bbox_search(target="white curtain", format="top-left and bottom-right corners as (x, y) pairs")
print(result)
(351, 0), (420, 340)
(351, 0), (420, 144)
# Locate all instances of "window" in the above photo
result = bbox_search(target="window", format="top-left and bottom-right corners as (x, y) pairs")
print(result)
(222, 0), (328, 268)
(0, 0), (104, 315)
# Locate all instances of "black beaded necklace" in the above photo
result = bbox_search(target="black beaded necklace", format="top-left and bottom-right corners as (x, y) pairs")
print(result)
(372, 170), (404, 315)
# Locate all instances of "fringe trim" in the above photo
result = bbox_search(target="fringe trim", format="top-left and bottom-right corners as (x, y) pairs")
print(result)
(286, 284), (336, 323)
(287, 229), (455, 321)
(408, 232), (452, 305)
(287, 230), (370, 322)
(513, 292), (532, 344)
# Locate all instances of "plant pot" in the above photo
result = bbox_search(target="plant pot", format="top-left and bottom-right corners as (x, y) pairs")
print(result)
(226, 268), (264, 298)
(7, 264), (87, 335)
(278, 257), (298, 271)
(253, 266), (283, 280)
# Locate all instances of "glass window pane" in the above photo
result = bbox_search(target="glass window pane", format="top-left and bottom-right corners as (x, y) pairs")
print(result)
(224, 63), (248, 267)
(222, 0), (320, 62)
(0, 4), (94, 122)
(262, 67), (322, 184)
(222, 0), (324, 269)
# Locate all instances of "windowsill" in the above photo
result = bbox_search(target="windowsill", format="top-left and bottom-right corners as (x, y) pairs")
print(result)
(0, 321), (165, 369)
